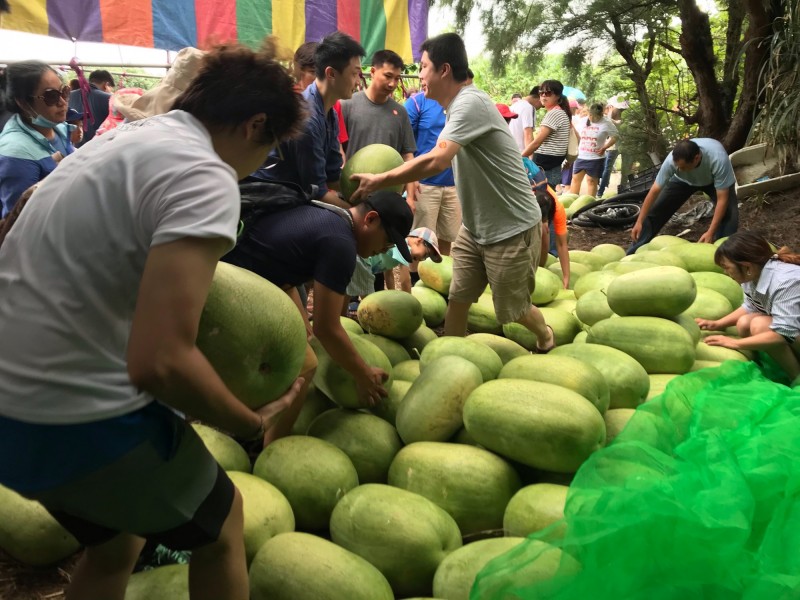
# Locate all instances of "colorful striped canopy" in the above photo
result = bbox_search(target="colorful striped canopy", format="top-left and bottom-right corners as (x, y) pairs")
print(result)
(1, 0), (429, 62)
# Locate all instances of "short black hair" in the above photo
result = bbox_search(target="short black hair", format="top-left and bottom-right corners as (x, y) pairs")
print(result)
(371, 49), (404, 70)
(314, 31), (365, 79)
(420, 33), (469, 83)
(88, 69), (115, 87)
(466, 68), (474, 80)
(172, 41), (306, 147)
(293, 41), (318, 71)
(529, 85), (539, 97)
(673, 139), (701, 162)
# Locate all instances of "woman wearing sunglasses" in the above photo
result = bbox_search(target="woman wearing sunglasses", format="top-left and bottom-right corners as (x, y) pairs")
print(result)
(0, 60), (73, 217)
(521, 79), (572, 189)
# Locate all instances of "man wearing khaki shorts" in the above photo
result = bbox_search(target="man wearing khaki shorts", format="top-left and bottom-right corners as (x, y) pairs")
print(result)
(350, 33), (554, 351)
(405, 85), (461, 255)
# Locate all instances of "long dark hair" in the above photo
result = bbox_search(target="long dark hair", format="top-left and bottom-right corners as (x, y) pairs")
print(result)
(171, 39), (306, 147)
(539, 79), (570, 114)
(0, 60), (59, 117)
(715, 231), (800, 267)
(535, 190), (555, 224)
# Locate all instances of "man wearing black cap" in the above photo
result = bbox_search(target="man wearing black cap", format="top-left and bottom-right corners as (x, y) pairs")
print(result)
(223, 190), (413, 410)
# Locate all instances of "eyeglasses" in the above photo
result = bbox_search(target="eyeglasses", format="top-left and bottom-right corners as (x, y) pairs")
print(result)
(32, 86), (70, 107)
(538, 90), (554, 97)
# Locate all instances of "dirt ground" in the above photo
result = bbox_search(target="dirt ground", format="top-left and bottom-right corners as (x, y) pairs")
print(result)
(2, 188), (798, 600)
(569, 188), (800, 251)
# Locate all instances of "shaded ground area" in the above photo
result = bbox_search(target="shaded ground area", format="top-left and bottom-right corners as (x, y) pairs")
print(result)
(569, 189), (800, 251)
(2, 189), (798, 599)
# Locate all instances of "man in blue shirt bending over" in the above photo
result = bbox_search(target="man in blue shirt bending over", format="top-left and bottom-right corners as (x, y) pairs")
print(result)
(629, 138), (738, 253)
(251, 32), (365, 208)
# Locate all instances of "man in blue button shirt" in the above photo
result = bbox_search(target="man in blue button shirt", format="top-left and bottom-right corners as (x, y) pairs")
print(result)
(629, 138), (738, 253)
(405, 82), (461, 256)
(252, 32), (365, 208)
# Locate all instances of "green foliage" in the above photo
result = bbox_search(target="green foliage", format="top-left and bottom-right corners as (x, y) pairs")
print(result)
(752, 0), (800, 170)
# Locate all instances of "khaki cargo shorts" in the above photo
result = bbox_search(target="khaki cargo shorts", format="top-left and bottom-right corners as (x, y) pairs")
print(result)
(413, 184), (462, 242)
(449, 224), (542, 324)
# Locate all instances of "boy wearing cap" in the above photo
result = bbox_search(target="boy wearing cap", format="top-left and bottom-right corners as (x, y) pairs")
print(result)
(372, 227), (443, 292)
(223, 190), (414, 409)
(66, 108), (84, 146)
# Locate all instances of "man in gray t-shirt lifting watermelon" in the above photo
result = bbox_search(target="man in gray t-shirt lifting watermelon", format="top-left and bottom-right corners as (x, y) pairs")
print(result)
(349, 33), (554, 353)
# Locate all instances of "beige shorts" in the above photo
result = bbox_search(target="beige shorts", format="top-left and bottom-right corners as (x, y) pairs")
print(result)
(413, 184), (462, 242)
(449, 224), (542, 324)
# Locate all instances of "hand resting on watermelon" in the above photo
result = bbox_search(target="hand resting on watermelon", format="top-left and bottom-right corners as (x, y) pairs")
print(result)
(356, 366), (390, 407)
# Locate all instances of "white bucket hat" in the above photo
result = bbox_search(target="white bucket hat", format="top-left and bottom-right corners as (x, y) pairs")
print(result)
(117, 47), (206, 122)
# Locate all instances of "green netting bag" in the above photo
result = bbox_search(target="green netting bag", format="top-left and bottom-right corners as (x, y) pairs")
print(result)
(472, 360), (800, 600)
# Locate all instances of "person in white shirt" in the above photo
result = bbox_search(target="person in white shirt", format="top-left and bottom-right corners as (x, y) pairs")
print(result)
(698, 231), (800, 383)
(508, 87), (539, 152)
(0, 43), (306, 600)
(570, 103), (619, 196)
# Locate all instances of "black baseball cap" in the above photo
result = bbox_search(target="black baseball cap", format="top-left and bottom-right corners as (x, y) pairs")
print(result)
(365, 190), (414, 262)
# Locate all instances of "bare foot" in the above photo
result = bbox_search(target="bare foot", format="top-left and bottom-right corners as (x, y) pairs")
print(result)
(256, 377), (305, 443)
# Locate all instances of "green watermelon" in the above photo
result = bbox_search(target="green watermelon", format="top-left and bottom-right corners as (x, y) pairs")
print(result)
(388, 442), (521, 534)
(330, 484), (462, 598)
(419, 337), (503, 382)
(197, 262), (307, 409)
(418, 256), (453, 295)
(411, 285), (448, 327)
(250, 532), (394, 600)
(192, 423), (250, 472)
(357, 290), (424, 339)
(253, 436), (358, 531)
(340, 143), (404, 202)
(307, 409), (403, 483)
(503, 483), (568, 538)
(227, 471), (295, 564)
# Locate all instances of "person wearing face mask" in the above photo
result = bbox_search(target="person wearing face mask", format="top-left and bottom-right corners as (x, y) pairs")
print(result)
(0, 60), (73, 217)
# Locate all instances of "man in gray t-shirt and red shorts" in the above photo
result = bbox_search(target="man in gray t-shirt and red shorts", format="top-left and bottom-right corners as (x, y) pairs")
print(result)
(349, 33), (555, 352)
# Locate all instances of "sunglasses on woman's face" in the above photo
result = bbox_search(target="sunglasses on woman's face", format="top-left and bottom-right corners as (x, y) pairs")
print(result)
(32, 86), (70, 107)
(539, 90), (555, 97)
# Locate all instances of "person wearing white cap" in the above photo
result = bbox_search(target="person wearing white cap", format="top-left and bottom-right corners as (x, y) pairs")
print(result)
(371, 226), (443, 292)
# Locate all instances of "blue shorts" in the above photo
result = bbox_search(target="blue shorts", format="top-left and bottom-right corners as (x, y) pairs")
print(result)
(0, 402), (235, 549)
(573, 158), (605, 179)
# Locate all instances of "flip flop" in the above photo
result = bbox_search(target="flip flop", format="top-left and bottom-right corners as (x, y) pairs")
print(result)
(535, 325), (556, 354)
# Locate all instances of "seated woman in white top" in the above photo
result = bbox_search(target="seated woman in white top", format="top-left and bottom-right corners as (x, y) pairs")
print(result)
(698, 231), (800, 382)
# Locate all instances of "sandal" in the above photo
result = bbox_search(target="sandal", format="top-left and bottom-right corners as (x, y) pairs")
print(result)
(535, 325), (556, 354)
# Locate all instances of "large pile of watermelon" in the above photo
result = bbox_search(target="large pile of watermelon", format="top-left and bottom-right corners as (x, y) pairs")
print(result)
(0, 236), (758, 600)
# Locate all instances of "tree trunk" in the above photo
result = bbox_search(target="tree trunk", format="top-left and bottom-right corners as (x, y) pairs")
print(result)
(609, 25), (668, 160)
(677, 0), (728, 139)
(722, 0), (778, 152)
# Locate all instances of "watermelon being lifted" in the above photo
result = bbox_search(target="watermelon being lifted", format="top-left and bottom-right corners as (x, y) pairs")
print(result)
(340, 144), (405, 202)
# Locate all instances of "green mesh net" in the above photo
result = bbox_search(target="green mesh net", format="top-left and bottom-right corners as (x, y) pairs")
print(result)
(472, 360), (800, 600)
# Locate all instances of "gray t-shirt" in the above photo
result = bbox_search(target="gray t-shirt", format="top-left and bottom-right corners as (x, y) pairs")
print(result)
(341, 91), (417, 158)
(440, 85), (541, 245)
(655, 138), (736, 189)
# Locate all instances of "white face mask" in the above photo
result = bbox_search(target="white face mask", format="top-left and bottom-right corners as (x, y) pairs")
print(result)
(31, 113), (63, 128)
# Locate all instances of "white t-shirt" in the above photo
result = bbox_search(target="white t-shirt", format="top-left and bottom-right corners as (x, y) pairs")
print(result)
(508, 99), (535, 152)
(0, 110), (240, 424)
(577, 117), (620, 160)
